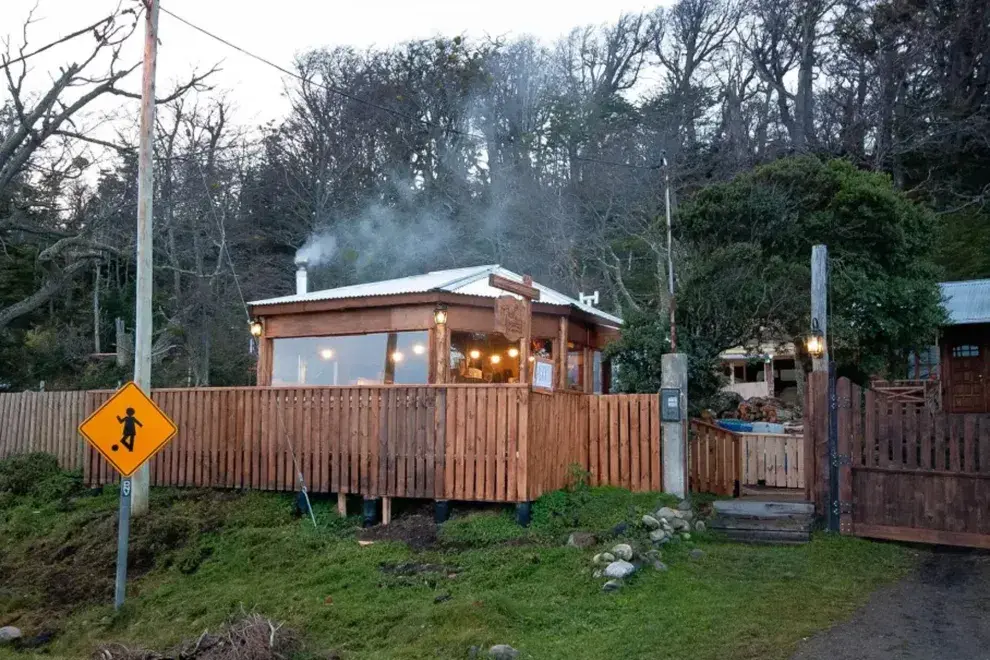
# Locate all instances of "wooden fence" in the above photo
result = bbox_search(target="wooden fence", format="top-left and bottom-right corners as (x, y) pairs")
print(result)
(688, 420), (741, 496)
(740, 433), (805, 489)
(0, 391), (87, 470)
(1, 385), (663, 503)
(807, 373), (990, 549)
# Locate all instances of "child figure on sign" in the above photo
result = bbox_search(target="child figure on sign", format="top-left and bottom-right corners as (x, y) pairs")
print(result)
(115, 408), (143, 452)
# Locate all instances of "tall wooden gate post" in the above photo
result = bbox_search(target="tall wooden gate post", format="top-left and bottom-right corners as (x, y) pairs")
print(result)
(827, 362), (840, 532)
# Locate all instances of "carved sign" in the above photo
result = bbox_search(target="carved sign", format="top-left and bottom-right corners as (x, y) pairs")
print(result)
(494, 295), (527, 342)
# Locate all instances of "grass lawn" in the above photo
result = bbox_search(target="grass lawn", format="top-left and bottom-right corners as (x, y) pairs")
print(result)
(0, 455), (918, 659)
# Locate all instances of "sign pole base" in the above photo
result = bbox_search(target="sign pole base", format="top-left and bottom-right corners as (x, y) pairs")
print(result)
(114, 478), (132, 610)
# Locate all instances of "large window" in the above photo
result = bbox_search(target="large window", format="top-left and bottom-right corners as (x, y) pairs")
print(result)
(272, 331), (429, 386)
(567, 347), (584, 390)
(450, 331), (521, 383)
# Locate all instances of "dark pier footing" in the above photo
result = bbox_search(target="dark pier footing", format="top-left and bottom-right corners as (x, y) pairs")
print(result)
(515, 501), (532, 527)
(434, 500), (451, 524)
(362, 498), (380, 528)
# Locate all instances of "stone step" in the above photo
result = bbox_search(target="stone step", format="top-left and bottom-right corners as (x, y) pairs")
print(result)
(717, 528), (811, 545)
(710, 515), (814, 533)
(713, 500), (814, 518)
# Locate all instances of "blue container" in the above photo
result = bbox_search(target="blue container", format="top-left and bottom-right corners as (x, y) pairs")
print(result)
(716, 419), (753, 433)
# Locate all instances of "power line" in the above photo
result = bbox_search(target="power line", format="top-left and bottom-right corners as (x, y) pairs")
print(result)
(159, 5), (489, 143)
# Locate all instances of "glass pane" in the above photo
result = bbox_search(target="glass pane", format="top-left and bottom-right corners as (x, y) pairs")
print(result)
(272, 331), (429, 386)
(593, 351), (603, 394)
(567, 350), (584, 390)
(450, 331), (521, 383)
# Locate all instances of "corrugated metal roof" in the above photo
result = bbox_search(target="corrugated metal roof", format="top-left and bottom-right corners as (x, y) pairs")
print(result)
(249, 264), (623, 326)
(941, 279), (990, 325)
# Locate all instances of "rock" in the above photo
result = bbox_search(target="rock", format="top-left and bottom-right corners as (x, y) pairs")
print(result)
(604, 560), (636, 579)
(689, 549), (706, 560)
(592, 552), (615, 566)
(695, 521), (706, 532)
(644, 549), (661, 561)
(677, 499), (692, 511)
(0, 627), (21, 644)
(488, 644), (520, 659)
(656, 506), (679, 521)
(641, 515), (661, 530)
(610, 543), (634, 561)
(592, 570), (603, 579)
(681, 533), (691, 541)
(680, 510), (694, 522)
(602, 579), (623, 592)
(567, 532), (596, 549)
(669, 517), (690, 532)
(649, 529), (667, 543)
(434, 592), (452, 603)
(652, 560), (668, 572)
(610, 522), (629, 537)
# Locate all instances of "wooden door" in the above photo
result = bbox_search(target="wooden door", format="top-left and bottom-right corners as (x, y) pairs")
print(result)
(946, 342), (987, 413)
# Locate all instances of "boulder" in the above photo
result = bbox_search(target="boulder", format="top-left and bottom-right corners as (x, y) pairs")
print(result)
(604, 560), (637, 579)
(567, 532), (597, 549)
(644, 549), (661, 561)
(641, 515), (661, 530)
(602, 579), (623, 592)
(680, 510), (694, 522)
(649, 529), (667, 543)
(695, 521), (706, 532)
(0, 627), (21, 645)
(592, 552), (615, 566)
(669, 518), (690, 532)
(656, 507), (679, 521)
(652, 560), (668, 572)
(689, 549), (706, 560)
(610, 543), (634, 561)
(677, 499), (692, 512)
(489, 644), (520, 659)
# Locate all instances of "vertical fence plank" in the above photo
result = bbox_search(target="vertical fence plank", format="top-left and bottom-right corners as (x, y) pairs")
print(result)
(963, 415), (976, 473)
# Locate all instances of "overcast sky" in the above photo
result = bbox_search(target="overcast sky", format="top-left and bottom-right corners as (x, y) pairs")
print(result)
(6, 0), (657, 127)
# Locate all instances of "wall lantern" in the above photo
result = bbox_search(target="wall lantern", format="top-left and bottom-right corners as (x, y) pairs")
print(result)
(806, 318), (825, 359)
(434, 303), (448, 325)
(249, 319), (263, 338)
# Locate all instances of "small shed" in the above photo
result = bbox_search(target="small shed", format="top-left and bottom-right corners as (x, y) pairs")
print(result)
(940, 279), (990, 413)
(248, 265), (622, 393)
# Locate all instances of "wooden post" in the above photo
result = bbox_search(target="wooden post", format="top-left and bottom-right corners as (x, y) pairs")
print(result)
(558, 317), (568, 390)
(337, 493), (347, 517)
(431, 322), (449, 384)
(811, 244), (829, 371)
(519, 276), (533, 384)
(256, 335), (273, 386)
(764, 359), (775, 397)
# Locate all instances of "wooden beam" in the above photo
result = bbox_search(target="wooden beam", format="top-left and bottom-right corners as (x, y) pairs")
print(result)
(488, 274), (540, 301)
(558, 316), (568, 390)
(852, 523), (990, 550)
(520, 276), (533, 384)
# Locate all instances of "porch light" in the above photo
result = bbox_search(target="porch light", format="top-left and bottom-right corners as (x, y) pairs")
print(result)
(320, 348), (334, 360)
(806, 318), (825, 358)
(490, 354), (502, 364)
(433, 303), (448, 325)
(469, 349), (481, 360)
(412, 344), (426, 355)
(391, 351), (404, 362)
(508, 347), (519, 358)
(249, 320), (263, 337)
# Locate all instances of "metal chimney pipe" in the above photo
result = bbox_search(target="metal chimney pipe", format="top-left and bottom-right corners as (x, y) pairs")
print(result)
(295, 258), (308, 295)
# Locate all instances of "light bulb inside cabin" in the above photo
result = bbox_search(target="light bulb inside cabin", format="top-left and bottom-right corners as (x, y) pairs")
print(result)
(412, 344), (426, 355)
(507, 347), (519, 358)
(391, 351), (404, 362)
(469, 349), (481, 360)
(490, 354), (501, 364)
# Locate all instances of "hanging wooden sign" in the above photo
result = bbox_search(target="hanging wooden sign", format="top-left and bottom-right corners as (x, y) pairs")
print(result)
(494, 295), (527, 342)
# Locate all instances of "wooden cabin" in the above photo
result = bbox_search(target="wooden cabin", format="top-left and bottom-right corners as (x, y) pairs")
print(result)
(248, 265), (622, 393)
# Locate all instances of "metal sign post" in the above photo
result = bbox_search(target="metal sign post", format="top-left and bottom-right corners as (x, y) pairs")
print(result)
(114, 478), (132, 610)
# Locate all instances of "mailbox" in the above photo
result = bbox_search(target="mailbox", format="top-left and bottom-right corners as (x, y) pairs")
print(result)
(660, 388), (681, 422)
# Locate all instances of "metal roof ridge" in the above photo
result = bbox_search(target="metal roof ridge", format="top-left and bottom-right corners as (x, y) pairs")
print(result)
(435, 264), (500, 292)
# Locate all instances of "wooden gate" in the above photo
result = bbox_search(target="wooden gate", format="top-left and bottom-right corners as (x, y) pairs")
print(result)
(808, 373), (990, 549)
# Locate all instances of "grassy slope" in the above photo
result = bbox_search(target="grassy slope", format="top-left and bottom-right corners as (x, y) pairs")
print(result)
(0, 465), (916, 660)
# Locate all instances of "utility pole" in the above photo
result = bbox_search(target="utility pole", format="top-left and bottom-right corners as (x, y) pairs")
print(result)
(663, 154), (676, 352)
(811, 244), (829, 371)
(131, 0), (159, 517)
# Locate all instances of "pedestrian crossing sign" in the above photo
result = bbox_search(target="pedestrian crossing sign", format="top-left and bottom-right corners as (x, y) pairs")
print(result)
(78, 382), (177, 477)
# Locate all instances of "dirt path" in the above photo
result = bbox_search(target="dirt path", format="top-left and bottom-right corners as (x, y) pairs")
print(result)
(792, 548), (990, 660)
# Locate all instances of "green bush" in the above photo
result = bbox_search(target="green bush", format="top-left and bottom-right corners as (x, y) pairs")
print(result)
(0, 453), (65, 496)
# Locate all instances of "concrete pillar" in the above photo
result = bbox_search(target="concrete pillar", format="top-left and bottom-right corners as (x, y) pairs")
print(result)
(661, 353), (688, 499)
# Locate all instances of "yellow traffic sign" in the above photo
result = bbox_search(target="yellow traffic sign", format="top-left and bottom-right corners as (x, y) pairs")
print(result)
(79, 382), (177, 477)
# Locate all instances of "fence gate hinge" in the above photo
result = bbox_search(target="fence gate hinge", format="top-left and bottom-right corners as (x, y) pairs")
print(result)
(837, 454), (852, 466)
(837, 396), (852, 409)
(839, 502), (853, 514)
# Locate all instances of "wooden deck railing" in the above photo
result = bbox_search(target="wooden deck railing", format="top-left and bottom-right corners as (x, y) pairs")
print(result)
(0, 385), (663, 502)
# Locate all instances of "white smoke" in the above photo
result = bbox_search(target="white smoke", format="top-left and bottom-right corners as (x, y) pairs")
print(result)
(295, 231), (337, 267)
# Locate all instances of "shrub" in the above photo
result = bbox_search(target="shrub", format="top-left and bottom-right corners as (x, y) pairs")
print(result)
(0, 453), (63, 496)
